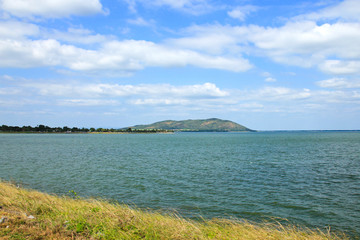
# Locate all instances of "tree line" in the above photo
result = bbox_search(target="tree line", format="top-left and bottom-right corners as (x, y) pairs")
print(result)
(0, 125), (172, 133)
(0, 125), (89, 133)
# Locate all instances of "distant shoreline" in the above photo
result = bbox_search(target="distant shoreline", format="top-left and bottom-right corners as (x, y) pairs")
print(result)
(1, 129), (359, 134)
(0, 131), (174, 134)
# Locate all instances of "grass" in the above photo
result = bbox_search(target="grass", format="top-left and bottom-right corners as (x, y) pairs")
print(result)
(0, 181), (348, 240)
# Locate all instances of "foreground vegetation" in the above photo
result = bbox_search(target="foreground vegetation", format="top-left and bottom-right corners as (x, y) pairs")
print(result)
(0, 182), (347, 240)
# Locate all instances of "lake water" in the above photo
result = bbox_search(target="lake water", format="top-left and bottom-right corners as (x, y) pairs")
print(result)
(1, 132), (359, 236)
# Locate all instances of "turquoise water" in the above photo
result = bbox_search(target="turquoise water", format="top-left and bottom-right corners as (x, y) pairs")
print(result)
(1, 132), (359, 236)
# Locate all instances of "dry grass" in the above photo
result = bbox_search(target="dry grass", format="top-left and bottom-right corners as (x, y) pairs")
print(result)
(0, 181), (348, 240)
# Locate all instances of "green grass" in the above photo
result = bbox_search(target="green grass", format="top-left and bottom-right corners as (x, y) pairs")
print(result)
(0, 181), (348, 239)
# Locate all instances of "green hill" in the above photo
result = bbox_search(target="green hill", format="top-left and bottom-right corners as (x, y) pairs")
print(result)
(130, 118), (254, 132)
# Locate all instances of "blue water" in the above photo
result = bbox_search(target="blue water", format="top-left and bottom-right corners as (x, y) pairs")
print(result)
(1, 132), (359, 236)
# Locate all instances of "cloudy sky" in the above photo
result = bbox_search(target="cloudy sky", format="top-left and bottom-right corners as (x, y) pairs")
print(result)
(1, 0), (360, 130)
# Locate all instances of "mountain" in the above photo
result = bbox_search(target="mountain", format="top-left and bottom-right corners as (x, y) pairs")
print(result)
(130, 118), (254, 132)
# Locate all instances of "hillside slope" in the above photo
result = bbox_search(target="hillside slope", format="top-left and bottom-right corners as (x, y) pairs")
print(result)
(131, 118), (254, 132)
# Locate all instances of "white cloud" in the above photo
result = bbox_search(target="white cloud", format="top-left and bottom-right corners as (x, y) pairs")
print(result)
(319, 60), (360, 75)
(127, 17), (155, 26)
(4, 0), (360, 77)
(265, 77), (277, 82)
(297, 0), (360, 21)
(45, 28), (111, 45)
(227, 5), (258, 21)
(0, 98), (45, 106)
(261, 72), (271, 77)
(166, 24), (248, 55)
(124, 0), (137, 13)
(0, 38), (251, 73)
(0, 87), (20, 95)
(256, 87), (311, 101)
(0, 0), (105, 18)
(172, 18), (360, 73)
(262, 72), (276, 83)
(161, 0), (360, 76)
(0, 21), (39, 39)
(0, 21), (110, 45)
(31, 82), (228, 98)
(125, 0), (213, 15)
(0, 39), (75, 68)
(71, 40), (251, 73)
(5, 76), (360, 116)
(130, 98), (190, 105)
(248, 21), (360, 65)
(0, 74), (13, 80)
(13, 82), (230, 107)
(58, 99), (119, 106)
(316, 78), (360, 89)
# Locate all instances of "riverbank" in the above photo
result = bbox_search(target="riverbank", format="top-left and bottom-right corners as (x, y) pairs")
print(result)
(0, 182), (347, 239)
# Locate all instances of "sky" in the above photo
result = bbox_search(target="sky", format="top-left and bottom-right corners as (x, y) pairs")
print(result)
(0, 0), (360, 130)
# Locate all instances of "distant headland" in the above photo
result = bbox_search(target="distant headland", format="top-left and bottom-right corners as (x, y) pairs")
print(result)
(129, 118), (255, 132)
(0, 118), (254, 133)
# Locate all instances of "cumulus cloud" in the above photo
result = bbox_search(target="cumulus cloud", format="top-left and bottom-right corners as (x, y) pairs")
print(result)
(127, 85), (359, 113)
(130, 98), (190, 106)
(227, 5), (258, 21)
(159, 0), (360, 76)
(296, 0), (360, 21)
(10, 82), (229, 108)
(0, 37), (251, 73)
(248, 21), (360, 67)
(319, 60), (360, 75)
(316, 78), (360, 89)
(0, 21), (110, 45)
(171, 17), (360, 73)
(4, 76), (360, 118)
(58, 99), (119, 106)
(31, 82), (228, 98)
(0, 39), (62, 67)
(124, 0), (214, 15)
(255, 87), (311, 101)
(127, 17), (155, 27)
(3, 0), (359, 77)
(0, 21), (39, 39)
(73, 40), (251, 72)
(0, 0), (105, 18)
(166, 24), (248, 55)
(45, 28), (111, 45)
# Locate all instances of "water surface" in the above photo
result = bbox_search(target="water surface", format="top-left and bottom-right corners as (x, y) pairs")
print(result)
(1, 132), (359, 236)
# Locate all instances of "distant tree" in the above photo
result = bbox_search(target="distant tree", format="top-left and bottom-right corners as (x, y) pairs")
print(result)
(38, 125), (46, 132)
(22, 126), (33, 132)
(81, 128), (89, 132)
(54, 127), (62, 132)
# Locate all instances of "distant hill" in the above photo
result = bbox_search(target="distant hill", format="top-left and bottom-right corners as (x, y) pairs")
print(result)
(130, 118), (254, 132)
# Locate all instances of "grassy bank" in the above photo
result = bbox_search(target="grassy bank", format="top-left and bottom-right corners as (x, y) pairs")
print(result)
(0, 182), (347, 240)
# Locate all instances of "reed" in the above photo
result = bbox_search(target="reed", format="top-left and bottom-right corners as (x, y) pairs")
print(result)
(0, 181), (348, 239)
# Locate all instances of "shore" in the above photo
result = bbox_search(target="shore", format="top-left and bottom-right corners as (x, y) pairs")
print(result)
(0, 181), (348, 239)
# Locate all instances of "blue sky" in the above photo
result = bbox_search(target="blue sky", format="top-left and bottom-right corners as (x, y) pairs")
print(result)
(1, 0), (360, 130)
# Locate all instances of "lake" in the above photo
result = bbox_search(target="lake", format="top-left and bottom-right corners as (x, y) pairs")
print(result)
(0, 132), (359, 236)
